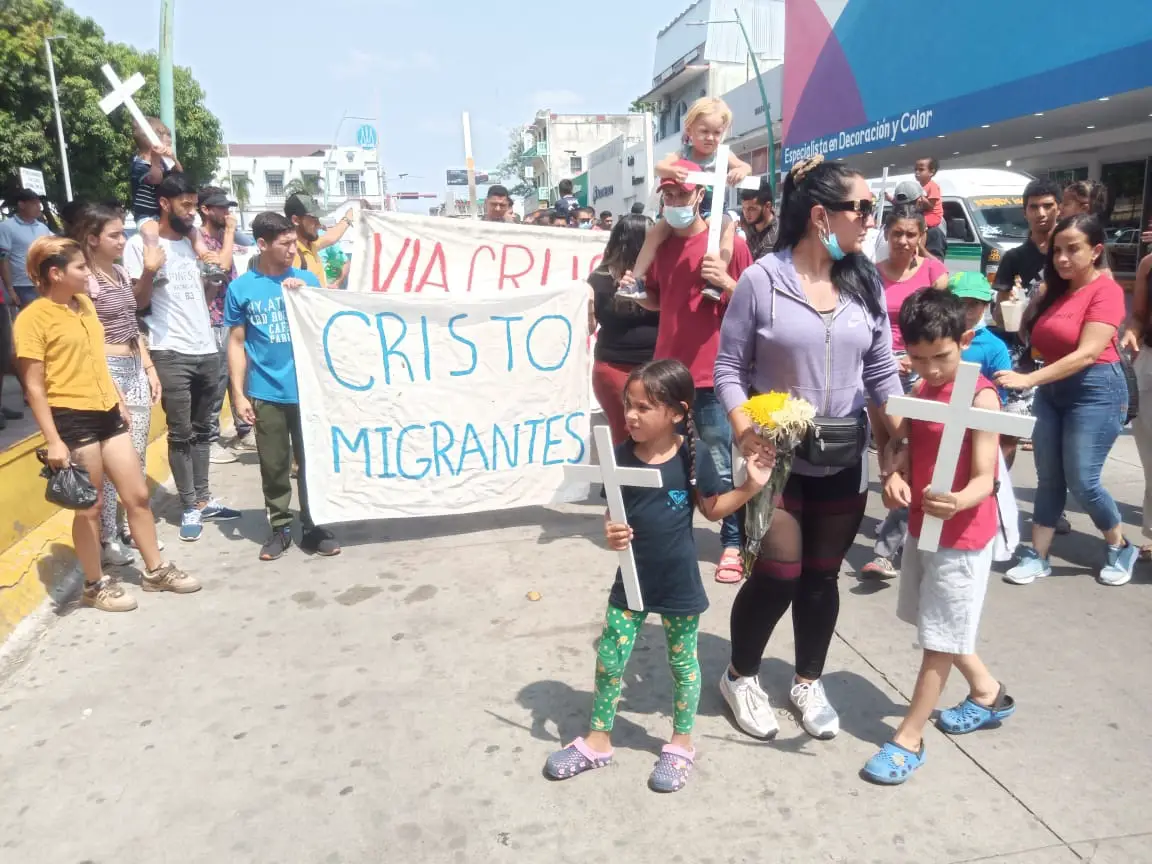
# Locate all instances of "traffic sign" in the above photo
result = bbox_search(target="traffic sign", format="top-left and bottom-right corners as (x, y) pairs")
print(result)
(356, 125), (377, 149)
(19, 167), (45, 196)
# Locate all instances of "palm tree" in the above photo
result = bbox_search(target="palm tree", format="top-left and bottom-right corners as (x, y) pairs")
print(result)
(220, 174), (252, 229)
(285, 175), (323, 198)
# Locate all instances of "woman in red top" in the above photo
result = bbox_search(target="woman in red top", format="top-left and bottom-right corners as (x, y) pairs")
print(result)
(997, 215), (1136, 586)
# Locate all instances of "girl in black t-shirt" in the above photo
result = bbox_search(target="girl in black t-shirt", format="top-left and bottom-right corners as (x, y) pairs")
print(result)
(588, 215), (660, 444)
(544, 359), (770, 792)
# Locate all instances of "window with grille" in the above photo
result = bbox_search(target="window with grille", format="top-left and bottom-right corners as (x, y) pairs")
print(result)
(265, 172), (285, 196)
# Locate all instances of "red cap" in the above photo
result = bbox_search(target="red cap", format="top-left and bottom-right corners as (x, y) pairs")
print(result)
(658, 159), (703, 192)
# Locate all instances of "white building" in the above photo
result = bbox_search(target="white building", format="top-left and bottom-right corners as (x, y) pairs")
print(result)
(637, 0), (784, 150)
(213, 144), (387, 224)
(520, 111), (649, 210)
(585, 135), (653, 219)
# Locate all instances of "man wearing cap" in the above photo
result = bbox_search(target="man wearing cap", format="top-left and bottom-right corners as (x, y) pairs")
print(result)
(197, 186), (254, 462)
(284, 194), (354, 289)
(739, 180), (778, 260)
(622, 159), (755, 583)
(0, 190), (53, 310)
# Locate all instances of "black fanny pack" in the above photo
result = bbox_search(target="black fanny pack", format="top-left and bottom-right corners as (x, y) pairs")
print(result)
(797, 411), (868, 468)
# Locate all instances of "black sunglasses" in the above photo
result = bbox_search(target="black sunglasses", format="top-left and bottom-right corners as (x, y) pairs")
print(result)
(825, 199), (876, 218)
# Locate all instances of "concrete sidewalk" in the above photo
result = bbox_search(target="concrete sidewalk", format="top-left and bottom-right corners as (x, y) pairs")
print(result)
(0, 442), (1149, 864)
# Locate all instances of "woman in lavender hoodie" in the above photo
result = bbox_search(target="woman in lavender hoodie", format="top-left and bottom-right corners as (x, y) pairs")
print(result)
(715, 157), (903, 741)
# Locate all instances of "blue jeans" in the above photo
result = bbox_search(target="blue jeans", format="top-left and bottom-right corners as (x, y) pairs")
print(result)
(694, 388), (741, 549)
(1032, 362), (1126, 532)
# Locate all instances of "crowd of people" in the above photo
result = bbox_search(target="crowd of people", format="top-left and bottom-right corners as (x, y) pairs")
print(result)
(544, 95), (1144, 792)
(0, 96), (1147, 791)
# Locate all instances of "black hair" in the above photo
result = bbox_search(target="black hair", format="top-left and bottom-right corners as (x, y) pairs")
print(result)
(1027, 214), (1108, 335)
(251, 211), (295, 243)
(558, 179), (574, 196)
(884, 201), (925, 235)
(1063, 180), (1109, 218)
(600, 214), (648, 277)
(916, 157), (939, 174)
(775, 160), (884, 318)
(156, 172), (195, 200)
(576, 207), (595, 219)
(551, 211), (570, 225)
(630, 202), (645, 215)
(624, 359), (700, 490)
(487, 185), (510, 200)
(899, 288), (968, 346)
(60, 198), (92, 232)
(599, 210), (612, 220)
(1022, 178), (1062, 209)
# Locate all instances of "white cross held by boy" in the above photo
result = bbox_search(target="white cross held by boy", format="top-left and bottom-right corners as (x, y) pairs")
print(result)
(887, 361), (1036, 553)
(98, 64), (162, 149)
(564, 425), (663, 612)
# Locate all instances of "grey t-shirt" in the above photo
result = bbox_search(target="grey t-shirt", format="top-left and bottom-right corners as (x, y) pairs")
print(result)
(0, 217), (52, 287)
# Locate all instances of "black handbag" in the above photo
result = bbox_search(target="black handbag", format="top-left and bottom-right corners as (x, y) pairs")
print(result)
(797, 411), (868, 468)
(1115, 337), (1139, 425)
(36, 449), (99, 511)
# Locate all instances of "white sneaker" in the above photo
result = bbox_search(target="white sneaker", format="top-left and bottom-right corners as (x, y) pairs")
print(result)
(209, 442), (238, 464)
(719, 671), (779, 739)
(231, 432), (258, 453)
(790, 678), (839, 740)
(100, 540), (135, 567)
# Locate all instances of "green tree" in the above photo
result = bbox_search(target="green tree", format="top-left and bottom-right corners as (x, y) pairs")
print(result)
(629, 99), (659, 115)
(494, 128), (534, 199)
(218, 173), (250, 228)
(0, 0), (223, 207)
(285, 175), (322, 197)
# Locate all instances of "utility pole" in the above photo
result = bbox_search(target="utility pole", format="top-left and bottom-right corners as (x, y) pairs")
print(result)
(159, 0), (176, 148)
(44, 36), (73, 201)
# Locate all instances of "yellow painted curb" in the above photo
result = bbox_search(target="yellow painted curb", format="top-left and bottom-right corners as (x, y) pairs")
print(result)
(0, 401), (232, 643)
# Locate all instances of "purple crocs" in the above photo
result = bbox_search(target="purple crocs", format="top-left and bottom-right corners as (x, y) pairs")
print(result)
(648, 744), (695, 793)
(544, 737), (613, 780)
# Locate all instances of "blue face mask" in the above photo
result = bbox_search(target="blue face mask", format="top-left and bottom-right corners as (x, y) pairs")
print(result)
(578, 221), (593, 229)
(664, 204), (697, 229)
(820, 221), (846, 261)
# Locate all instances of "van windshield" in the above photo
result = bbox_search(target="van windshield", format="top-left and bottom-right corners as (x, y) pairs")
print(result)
(968, 196), (1029, 240)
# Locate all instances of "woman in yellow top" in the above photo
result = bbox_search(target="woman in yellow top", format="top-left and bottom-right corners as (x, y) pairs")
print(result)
(14, 236), (200, 612)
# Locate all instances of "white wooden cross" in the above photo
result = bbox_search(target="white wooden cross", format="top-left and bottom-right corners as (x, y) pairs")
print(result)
(887, 361), (1035, 553)
(682, 144), (771, 255)
(99, 64), (161, 149)
(564, 425), (663, 611)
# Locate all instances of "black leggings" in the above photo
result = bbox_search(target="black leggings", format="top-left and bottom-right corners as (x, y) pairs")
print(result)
(730, 461), (867, 680)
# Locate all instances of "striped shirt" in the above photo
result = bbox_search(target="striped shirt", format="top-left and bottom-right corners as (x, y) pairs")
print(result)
(130, 155), (166, 220)
(90, 264), (139, 345)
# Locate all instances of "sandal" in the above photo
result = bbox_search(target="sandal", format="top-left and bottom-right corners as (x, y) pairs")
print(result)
(862, 740), (925, 785)
(648, 744), (694, 793)
(544, 737), (613, 780)
(938, 683), (1016, 735)
(714, 549), (744, 584)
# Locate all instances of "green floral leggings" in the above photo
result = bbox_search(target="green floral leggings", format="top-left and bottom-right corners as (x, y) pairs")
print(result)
(590, 605), (702, 735)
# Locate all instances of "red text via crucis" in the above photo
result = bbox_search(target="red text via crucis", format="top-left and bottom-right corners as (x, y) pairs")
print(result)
(370, 233), (603, 292)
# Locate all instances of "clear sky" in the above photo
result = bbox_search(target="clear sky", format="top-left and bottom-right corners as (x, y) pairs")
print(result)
(69, 0), (689, 208)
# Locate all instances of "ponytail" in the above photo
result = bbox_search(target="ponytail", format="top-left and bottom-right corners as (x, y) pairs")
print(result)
(775, 157), (884, 319)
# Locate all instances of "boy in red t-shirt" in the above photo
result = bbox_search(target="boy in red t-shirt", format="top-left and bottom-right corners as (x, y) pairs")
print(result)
(865, 290), (1015, 786)
(915, 157), (947, 260)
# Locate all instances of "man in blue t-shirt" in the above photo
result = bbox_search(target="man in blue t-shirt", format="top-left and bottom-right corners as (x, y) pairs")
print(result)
(225, 211), (341, 562)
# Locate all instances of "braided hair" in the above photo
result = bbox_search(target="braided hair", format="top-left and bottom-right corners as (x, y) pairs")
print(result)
(624, 358), (699, 491)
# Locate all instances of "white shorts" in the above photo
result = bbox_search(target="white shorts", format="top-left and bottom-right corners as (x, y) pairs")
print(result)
(897, 535), (993, 655)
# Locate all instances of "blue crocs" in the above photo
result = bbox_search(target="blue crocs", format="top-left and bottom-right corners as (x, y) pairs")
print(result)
(938, 684), (1016, 735)
(862, 741), (925, 785)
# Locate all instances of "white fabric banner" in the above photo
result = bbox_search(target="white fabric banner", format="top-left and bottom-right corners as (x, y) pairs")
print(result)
(347, 210), (607, 295)
(283, 284), (592, 524)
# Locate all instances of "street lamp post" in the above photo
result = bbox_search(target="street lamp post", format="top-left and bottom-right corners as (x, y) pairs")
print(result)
(44, 35), (73, 202)
(689, 10), (776, 196)
(159, 0), (176, 148)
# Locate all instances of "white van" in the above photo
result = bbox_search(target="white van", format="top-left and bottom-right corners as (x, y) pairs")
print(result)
(867, 168), (1032, 282)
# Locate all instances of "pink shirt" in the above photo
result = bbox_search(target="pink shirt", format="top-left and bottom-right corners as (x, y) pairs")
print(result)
(909, 375), (999, 551)
(881, 257), (947, 352)
(1031, 275), (1124, 365)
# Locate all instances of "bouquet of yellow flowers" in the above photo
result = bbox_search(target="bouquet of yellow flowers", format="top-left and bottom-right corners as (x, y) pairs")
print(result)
(739, 391), (817, 577)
